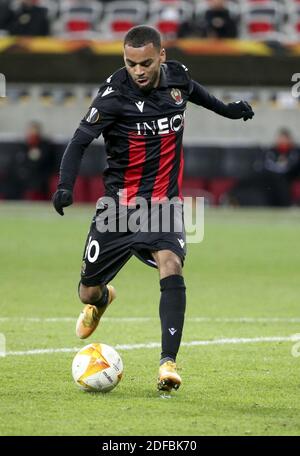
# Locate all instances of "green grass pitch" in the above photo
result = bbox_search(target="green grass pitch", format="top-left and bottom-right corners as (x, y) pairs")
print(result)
(0, 203), (300, 436)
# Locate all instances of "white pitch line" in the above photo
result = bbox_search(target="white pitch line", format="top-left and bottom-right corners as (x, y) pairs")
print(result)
(4, 335), (300, 357)
(0, 317), (151, 323)
(1, 317), (300, 323)
(194, 317), (300, 323)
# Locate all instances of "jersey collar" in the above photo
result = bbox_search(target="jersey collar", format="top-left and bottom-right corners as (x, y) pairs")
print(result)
(158, 65), (168, 89)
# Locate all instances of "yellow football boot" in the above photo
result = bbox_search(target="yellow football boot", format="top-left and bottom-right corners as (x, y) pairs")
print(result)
(76, 285), (116, 339)
(157, 360), (181, 391)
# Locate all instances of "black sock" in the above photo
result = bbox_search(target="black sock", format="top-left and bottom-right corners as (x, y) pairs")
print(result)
(159, 275), (186, 363)
(94, 285), (109, 308)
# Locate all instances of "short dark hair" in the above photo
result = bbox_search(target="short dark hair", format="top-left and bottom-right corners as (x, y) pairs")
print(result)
(124, 25), (161, 51)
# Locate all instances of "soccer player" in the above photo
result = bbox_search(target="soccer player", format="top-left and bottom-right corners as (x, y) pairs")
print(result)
(53, 25), (254, 392)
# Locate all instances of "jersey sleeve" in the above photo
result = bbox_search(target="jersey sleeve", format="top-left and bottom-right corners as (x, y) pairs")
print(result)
(78, 88), (121, 138)
(188, 80), (228, 117)
(58, 129), (93, 190)
(57, 84), (122, 191)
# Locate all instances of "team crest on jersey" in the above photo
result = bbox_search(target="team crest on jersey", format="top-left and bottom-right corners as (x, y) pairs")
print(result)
(85, 107), (100, 124)
(170, 88), (183, 105)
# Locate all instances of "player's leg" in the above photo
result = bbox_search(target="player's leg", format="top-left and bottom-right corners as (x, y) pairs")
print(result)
(75, 203), (133, 339)
(129, 200), (186, 390)
(76, 283), (116, 339)
(152, 249), (186, 391)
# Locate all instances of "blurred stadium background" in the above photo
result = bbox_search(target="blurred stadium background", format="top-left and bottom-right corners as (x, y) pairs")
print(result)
(1, 1), (300, 437)
(0, 0), (300, 206)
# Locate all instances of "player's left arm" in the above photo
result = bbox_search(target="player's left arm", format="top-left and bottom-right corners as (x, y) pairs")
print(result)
(188, 80), (254, 121)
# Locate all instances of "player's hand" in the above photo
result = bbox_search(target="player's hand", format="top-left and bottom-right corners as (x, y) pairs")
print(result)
(226, 100), (254, 121)
(52, 188), (73, 216)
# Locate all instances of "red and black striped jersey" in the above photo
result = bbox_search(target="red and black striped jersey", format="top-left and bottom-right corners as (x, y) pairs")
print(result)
(79, 61), (191, 204)
(58, 60), (241, 204)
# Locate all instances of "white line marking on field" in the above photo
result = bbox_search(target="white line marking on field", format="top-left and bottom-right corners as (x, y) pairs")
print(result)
(1, 317), (300, 323)
(4, 335), (300, 357)
(189, 317), (300, 323)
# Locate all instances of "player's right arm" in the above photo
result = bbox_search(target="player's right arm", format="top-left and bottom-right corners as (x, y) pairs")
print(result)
(52, 87), (120, 216)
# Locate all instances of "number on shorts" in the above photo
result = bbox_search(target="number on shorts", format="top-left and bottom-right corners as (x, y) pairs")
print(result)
(85, 236), (100, 263)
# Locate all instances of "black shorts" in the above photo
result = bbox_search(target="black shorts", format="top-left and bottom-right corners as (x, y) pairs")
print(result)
(80, 198), (186, 286)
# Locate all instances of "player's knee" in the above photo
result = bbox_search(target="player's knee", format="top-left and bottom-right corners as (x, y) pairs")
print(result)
(160, 257), (182, 277)
(79, 284), (102, 305)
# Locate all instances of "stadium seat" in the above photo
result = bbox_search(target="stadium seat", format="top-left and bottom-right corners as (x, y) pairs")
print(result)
(291, 179), (300, 204)
(54, 1), (102, 37)
(286, 2), (300, 42)
(207, 178), (237, 205)
(99, 1), (148, 39)
(241, 0), (285, 41)
(182, 177), (214, 204)
(182, 177), (207, 197)
(148, 0), (193, 39)
(23, 190), (48, 201)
